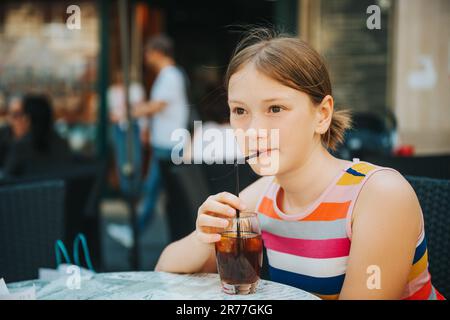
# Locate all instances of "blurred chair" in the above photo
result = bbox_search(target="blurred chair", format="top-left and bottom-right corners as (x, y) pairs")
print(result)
(0, 157), (107, 270)
(170, 164), (210, 217)
(0, 180), (65, 282)
(367, 154), (450, 180)
(161, 164), (210, 242)
(406, 175), (450, 298)
(202, 163), (260, 195)
(159, 161), (200, 242)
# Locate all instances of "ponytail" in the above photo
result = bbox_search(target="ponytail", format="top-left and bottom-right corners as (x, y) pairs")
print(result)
(324, 109), (352, 151)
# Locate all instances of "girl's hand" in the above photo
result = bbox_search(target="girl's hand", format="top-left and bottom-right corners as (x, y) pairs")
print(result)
(195, 192), (247, 244)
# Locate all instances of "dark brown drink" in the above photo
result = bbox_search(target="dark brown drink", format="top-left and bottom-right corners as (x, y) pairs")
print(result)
(215, 231), (263, 294)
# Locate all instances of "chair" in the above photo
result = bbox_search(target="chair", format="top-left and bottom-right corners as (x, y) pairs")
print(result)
(0, 158), (107, 271)
(0, 180), (65, 282)
(170, 164), (210, 217)
(366, 154), (450, 180)
(202, 163), (260, 195)
(158, 161), (201, 242)
(406, 175), (450, 298)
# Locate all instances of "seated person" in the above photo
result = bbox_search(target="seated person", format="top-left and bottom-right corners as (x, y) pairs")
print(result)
(155, 28), (445, 300)
(3, 94), (72, 178)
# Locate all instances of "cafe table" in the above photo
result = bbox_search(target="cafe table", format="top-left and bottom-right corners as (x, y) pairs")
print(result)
(6, 271), (320, 300)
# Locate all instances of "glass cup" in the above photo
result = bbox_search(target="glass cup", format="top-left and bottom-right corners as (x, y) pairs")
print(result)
(215, 211), (263, 295)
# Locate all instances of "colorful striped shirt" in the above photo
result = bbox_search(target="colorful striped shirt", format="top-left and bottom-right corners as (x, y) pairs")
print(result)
(256, 159), (445, 300)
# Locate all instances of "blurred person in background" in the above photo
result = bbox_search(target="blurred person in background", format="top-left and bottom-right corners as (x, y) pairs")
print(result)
(107, 70), (146, 197)
(2, 94), (71, 178)
(108, 34), (189, 247)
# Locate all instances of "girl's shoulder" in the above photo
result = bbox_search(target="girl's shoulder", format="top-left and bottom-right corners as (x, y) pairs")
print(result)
(356, 166), (417, 210)
(352, 168), (423, 239)
(239, 176), (275, 212)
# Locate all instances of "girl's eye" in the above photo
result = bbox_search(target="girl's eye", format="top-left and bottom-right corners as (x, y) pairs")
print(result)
(269, 105), (283, 113)
(232, 107), (247, 115)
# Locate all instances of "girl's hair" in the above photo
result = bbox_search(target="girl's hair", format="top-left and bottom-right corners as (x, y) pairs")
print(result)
(225, 27), (351, 151)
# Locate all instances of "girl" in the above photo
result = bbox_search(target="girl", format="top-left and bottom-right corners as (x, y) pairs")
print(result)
(155, 28), (444, 300)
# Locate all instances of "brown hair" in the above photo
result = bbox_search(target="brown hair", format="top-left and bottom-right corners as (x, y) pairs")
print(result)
(225, 28), (351, 151)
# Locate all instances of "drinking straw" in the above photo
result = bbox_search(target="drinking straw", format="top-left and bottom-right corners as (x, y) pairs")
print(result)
(234, 160), (241, 237)
(234, 152), (259, 240)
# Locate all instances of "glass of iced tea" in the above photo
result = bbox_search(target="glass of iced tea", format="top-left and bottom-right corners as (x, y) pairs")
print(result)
(215, 211), (262, 295)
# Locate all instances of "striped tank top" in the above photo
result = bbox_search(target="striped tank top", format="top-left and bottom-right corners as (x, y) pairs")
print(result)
(256, 159), (445, 300)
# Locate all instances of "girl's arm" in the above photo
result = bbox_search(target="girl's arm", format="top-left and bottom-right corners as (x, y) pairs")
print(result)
(339, 170), (422, 299)
(155, 231), (217, 273)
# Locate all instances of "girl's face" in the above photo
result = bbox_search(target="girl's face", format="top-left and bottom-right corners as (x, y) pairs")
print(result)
(228, 63), (328, 176)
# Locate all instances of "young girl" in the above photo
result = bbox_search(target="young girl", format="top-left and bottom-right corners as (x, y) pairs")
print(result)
(155, 28), (445, 300)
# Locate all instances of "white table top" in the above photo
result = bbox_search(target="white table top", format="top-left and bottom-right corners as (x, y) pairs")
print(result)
(7, 271), (320, 300)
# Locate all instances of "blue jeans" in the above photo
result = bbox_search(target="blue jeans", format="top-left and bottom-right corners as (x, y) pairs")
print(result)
(112, 123), (142, 196)
(138, 146), (173, 231)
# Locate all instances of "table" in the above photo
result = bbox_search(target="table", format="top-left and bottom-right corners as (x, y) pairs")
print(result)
(7, 272), (320, 300)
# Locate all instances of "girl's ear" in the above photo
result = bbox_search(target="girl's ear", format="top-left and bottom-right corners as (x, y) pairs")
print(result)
(315, 95), (334, 135)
